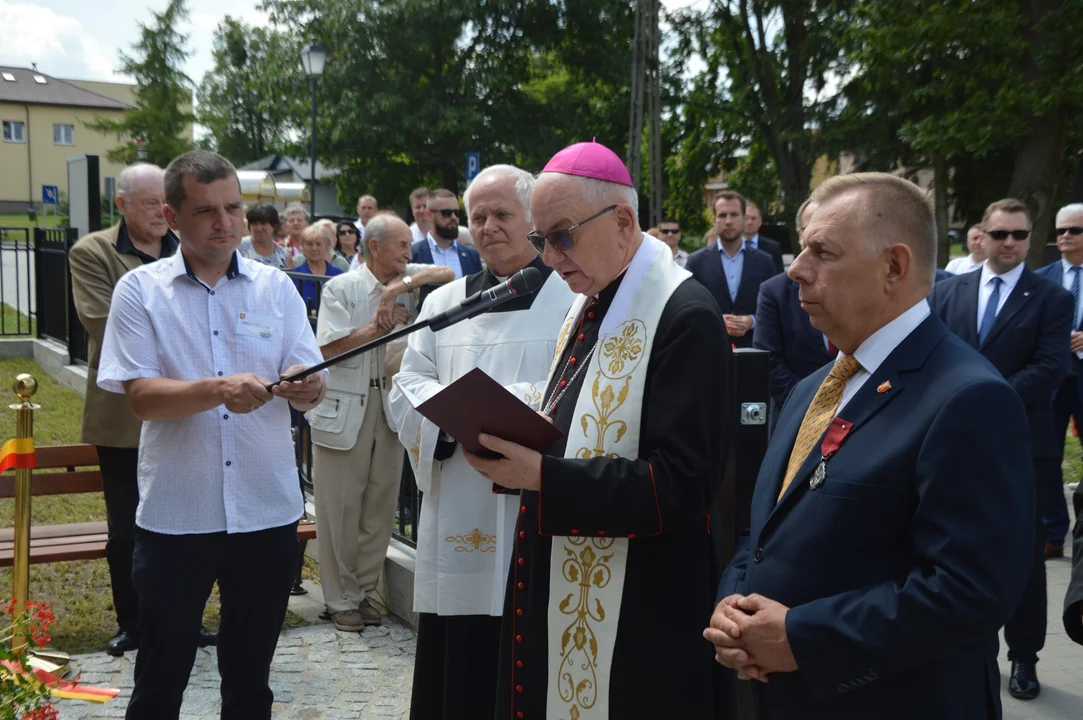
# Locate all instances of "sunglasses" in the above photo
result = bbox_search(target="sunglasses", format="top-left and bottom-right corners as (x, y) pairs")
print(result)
(337, 228), (358, 235)
(660, 228), (681, 235)
(528, 205), (618, 254)
(1056, 226), (1083, 237)
(436, 208), (459, 218)
(984, 229), (1030, 241)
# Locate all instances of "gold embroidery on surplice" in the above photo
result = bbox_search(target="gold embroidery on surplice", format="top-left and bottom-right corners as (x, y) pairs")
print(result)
(548, 314), (576, 378)
(409, 424), (423, 474)
(576, 321), (646, 460)
(444, 528), (497, 553)
(555, 537), (616, 718)
(522, 384), (542, 409)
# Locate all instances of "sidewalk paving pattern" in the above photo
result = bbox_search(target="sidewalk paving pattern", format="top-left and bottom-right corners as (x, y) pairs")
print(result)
(57, 491), (1082, 719)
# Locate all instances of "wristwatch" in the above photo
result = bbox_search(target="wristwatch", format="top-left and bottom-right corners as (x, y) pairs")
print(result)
(402, 275), (414, 290)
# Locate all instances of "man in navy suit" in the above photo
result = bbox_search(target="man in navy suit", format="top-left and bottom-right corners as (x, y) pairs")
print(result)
(928, 198), (1072, 701)
(1035, 202), (1083, 560)
(707, 174), (1034, 720)
(744, 201), (785, 274)
(687, 191), (777, 348)
(410, 188), (483, 280)
(755, 198), (832, 429)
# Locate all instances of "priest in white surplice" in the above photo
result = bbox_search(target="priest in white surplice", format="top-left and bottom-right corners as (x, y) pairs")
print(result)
(388, 165), (575, 720)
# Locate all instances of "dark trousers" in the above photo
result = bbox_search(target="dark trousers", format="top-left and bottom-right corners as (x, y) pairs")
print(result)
(1004, 459), (1049, 664)
(410, 613), (501, 720)
(126, 522), (298, 720)
(1049, 376), (1081, 545)
(96, 446), (141, 633)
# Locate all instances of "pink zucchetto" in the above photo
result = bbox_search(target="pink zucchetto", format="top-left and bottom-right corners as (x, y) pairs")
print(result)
(541, 140), (634, 188)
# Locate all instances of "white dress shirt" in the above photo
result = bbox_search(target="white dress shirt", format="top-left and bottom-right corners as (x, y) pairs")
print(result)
(944, 254), (983, 275)
(837, 299), (931, 414)
(410, 223), (425, 244)
(976, 260), (1025, 332)
(427, 233), (464, 279)
(97, 250), (324, 535)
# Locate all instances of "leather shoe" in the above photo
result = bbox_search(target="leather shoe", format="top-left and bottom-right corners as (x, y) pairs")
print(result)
(105, 630), (139, 656)
(198, 627), (218, 648)
(1044, 542), (1064, 559)
(1008, 660), (1040, 700)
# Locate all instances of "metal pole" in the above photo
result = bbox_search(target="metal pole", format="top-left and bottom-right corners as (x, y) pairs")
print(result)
(647, 0), (663, 228)
(10, 373), (38, 656)
(310, 77), (318, 217)
(627, 0), (647, 190)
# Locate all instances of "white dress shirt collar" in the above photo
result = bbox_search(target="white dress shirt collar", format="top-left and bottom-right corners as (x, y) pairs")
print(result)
(1062, 257), (1082, 275)
(979, 259), (1026, 293)
(849, 299), (932, 378)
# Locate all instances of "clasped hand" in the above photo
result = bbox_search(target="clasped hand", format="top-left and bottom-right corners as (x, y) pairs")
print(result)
(219, 365), (322, 413)
(703, 594), (798, 682)
(376, 290), (411, 333)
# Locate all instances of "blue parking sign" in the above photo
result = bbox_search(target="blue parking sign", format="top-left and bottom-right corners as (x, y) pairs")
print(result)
(465, 153), (480, 182)
(42, 185), (59, 206)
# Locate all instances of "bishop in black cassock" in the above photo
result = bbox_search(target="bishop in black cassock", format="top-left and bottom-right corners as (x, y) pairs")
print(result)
(465, 141), (731, 720)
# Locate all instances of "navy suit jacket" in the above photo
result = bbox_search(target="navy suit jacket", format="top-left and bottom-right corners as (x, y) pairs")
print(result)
(928, 266), (1072, 459)
(719, 313), (1034, 719)
(753, 273), (832, 426)
(686, 245), (776, 348)
(410, 238), (483, 276)
(751, 234), (785, 274)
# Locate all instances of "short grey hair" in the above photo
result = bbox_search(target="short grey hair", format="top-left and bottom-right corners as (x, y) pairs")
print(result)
(1056, 204), (1083, 224)
(809, 172), (937, 285)
(544, 174), (639, 219)
(364, 213), (403, 247)
(464, 164), (535, 222)
(284, 202), (308, 220)
(117, 163), (163, 198)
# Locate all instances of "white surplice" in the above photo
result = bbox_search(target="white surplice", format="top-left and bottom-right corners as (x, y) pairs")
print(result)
(389, 270), (575, 616)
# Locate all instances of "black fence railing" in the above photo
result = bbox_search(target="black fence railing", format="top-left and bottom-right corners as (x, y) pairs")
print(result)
(0, 227), (35, 336)
(33, 227), (87, 365)
(284, 269), (420, 548)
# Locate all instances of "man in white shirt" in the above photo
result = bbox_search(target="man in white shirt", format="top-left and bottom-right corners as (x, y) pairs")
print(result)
(97, 150), (327, 718)
(944, 225), (986, 274)
(309, 215), (453, 632)
(389, 165), (575, 720)
(354, 194), (379, 241)
(408, 187), (433, 244)
(659, 217), (688, 266)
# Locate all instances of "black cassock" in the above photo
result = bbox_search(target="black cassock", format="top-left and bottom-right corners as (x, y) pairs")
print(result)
(495, 273), (731, 719)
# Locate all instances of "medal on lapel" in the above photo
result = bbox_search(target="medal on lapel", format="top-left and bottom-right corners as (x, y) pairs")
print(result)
(810, 417), (853, 490)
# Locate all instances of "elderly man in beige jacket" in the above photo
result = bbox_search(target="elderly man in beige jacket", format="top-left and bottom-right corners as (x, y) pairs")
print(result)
(69, 163), (199, 656)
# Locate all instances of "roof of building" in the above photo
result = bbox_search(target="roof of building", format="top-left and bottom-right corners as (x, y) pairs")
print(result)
(239, 154), (339, 181)
(0, 66), (133, 110)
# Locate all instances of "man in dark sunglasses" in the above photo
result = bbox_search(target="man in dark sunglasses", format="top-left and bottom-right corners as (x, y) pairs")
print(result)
(929, 197), (1073, 702)
(1036, 203), (1083, 569)
(410, 188), (482, 280)
(659, 217), (688, 267)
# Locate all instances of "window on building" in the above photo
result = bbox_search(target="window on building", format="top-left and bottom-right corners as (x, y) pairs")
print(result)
(53, 124), (74, 146)
(2, 121), (25, 143)
(33, 75), (47, 84)
(1, 73), (15, 82)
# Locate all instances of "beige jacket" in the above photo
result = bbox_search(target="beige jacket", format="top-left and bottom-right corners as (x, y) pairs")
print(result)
(68, 222), (177, 447)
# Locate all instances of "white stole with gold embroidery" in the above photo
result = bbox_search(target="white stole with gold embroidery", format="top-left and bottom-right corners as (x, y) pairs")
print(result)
(545, 235), (691, 720)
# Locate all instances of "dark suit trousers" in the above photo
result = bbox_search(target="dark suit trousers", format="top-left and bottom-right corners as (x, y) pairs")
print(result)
(96, 446), (140, 633)
(1049, 376), (1081, 545)
(1004, 459), (1049, 664)
(126, 522), (298, 720)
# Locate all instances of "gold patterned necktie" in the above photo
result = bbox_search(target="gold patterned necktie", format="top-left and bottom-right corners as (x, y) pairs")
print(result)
(777, 354), (863, 500)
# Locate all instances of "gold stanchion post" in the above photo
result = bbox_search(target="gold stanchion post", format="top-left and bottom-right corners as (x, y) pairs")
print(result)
(10, 373), (38, 656)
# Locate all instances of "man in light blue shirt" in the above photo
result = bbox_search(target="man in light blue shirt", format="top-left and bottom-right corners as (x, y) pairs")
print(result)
(410, 188), (483, 281)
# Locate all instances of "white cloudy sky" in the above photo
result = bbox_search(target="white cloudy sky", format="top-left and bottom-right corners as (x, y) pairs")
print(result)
(0, 0), (703, 87)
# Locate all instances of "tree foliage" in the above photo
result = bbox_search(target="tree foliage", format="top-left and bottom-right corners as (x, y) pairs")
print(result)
(196, 17), (305, 165)
(86, 0), (195, 166)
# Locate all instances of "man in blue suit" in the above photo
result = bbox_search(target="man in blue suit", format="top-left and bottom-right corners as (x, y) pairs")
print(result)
(1035, 202), (1083, 560)
(410, 188), (483, 280)
(707, 174), (1034, 720)
(928, 198), (1072, 701)
(687, 191), (777, 348)
(754, 198), (832, 429)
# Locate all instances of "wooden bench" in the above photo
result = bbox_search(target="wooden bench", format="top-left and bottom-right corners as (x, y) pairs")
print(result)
(0, 445), (317, 567)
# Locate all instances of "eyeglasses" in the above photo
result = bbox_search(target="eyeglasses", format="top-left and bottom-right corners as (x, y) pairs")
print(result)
(660, 228), (681, 235)
(436, 208), (459, 219)
(1056, 226), (1083, 237)
(337, 228), (358, 236)
(984, 229), (1030, 241)
(528, 205), (618, 254)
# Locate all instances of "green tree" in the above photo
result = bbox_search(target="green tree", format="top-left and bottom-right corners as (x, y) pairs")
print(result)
(87, 0), (195, 166)
(197, 17), (305, 165)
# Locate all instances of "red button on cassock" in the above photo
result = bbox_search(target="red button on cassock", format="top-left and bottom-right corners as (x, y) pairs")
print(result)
(518, 558), (525, 566)
(570, 529), (579, 535)
(559, 380), (567, 388)
(628, 533), (637, 539)
(521, 506), (527, 515)
(518, 582), (525, 590)
(516, 685), (523, 693)
(578, 333), (585, 341)
(517, 713), (524, 719)
(598, 530), (606, 536)
(517, 660), (524, 668)
(569, 357), (577, 365)
(516, 608), (523, 616)
(519, 531), (526, 539)
(516, 634), (523, 643)
(588, 312), (595, 319)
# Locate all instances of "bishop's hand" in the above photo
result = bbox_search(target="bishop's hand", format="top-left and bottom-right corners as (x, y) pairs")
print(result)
(463, 434), (542, 491)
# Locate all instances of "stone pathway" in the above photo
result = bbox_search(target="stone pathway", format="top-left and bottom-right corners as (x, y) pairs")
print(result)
(56, 585), (416, 720)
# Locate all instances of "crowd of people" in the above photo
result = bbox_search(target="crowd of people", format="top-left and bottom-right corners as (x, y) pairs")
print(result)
(64, 142), (1083, 720)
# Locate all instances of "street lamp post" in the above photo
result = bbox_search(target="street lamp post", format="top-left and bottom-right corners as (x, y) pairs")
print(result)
(300, 39), (327, 217)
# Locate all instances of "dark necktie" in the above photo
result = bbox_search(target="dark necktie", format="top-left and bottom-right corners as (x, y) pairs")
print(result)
(978, 276), (1002, 344)
(1070, 266), (1081, 331)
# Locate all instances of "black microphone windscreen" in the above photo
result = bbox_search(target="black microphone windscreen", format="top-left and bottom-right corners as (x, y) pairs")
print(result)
(510, 266), (544, 296)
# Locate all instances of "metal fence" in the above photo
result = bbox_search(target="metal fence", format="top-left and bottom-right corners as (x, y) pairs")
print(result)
(284, 269), (421, 548)
(0, 227), (35, 336)
(33, 227), (87, 365)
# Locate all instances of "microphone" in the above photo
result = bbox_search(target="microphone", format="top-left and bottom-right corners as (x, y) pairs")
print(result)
(428, 266), (544, 331)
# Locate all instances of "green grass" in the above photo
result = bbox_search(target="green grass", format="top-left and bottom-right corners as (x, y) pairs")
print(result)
(0, 358), (309, 654)
(1, 303), (35, 338)
(0, 214), (37, 231)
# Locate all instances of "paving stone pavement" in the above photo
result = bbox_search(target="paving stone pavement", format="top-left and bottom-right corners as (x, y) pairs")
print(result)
(55, 616), (416, 720)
